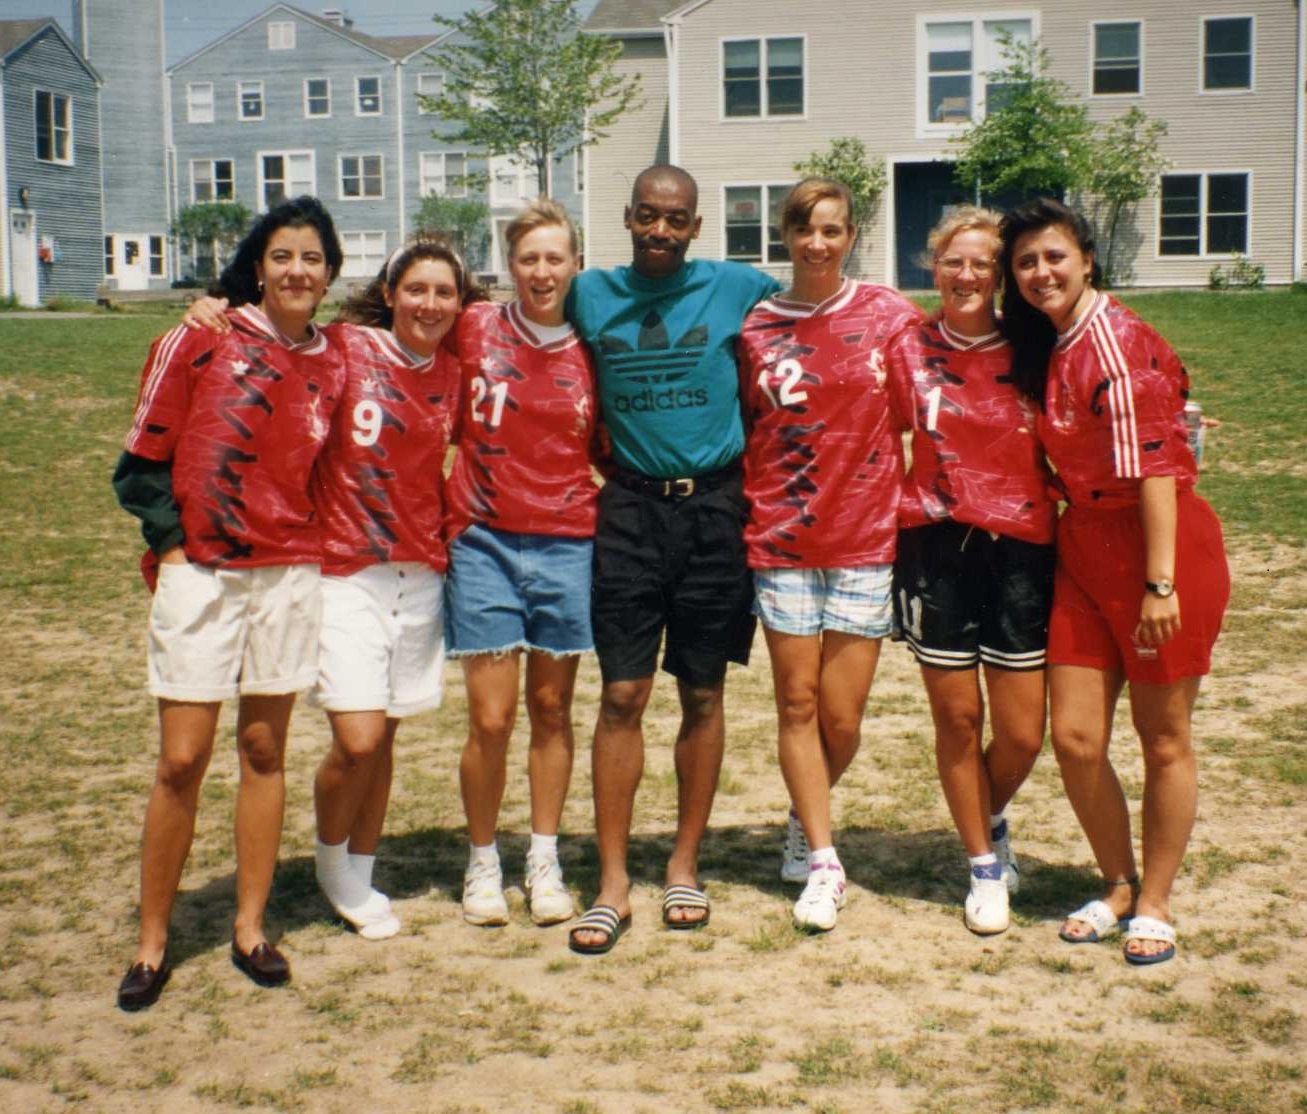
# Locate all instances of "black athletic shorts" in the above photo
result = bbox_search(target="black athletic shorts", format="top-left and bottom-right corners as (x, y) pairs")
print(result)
(892, 520), (1055, 671)
(591, 465), (754, 687)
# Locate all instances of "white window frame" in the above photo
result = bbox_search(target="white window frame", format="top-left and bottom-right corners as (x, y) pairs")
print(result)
(915, 11), (1039, 137)
(304, 78), (331, 119)
(355, 75), (382, 116)
(238, 80), (265, 122)
(186, 81), (214, 124)
(257, 149), (316, 212)
(267, 21), (295, 50)
(719, 35), (807, 122)
(720, 182), (793, 264)
(419, 151), (469, 199)
(489, 156), (531, 207)
(416, 71), (443, 114)
(1155, 170), (1252, 259)
(1089, 20), (1143, 98)
(339, 153), (385, 201)
(33, 88), (73, 165)
(1199, 14), (1255, 95)
(189, 158), (236, 203)
(340, 230), (387, 279)
(104, 235), (115, 277)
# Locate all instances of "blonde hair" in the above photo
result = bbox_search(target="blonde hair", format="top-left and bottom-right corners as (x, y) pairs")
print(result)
(926, 205), (1003, 262)
(504, 197), (578, 258)
(780, 177), (855, 238)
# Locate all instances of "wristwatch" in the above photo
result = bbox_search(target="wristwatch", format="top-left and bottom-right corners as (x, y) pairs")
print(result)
(1145, 578), (1175, 598)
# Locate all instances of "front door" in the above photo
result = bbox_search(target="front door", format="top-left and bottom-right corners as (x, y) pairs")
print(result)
(894, 162), (972, 290)
(9, 210), (39, 305)
(115, 234), (150, 291)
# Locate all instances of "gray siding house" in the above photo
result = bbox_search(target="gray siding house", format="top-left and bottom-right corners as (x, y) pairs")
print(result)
(168, 4), (584, 284)
(0, 18), (103, 304)
(584, 0), (1307, 289)
(73, 0), (171, 292)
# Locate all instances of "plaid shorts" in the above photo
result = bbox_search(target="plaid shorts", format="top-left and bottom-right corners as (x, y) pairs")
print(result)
(753, 565), (894, 639)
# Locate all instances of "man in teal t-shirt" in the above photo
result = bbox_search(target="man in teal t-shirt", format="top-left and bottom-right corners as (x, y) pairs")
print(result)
(566, 165), (779, 955)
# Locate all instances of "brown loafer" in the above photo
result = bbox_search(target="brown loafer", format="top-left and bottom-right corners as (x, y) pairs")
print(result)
(231, 939), (290, 987)
(117, 957), (170, 1011)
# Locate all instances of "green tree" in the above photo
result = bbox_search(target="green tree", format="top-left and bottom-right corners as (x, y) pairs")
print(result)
(792, 136), (887, 254)
(171, 201), (252, 280)
(414, 194), (492, 272)
(422, 0), (641, 196)
(1086, 106), (1170, 286)
(951, 35), (1095, 200)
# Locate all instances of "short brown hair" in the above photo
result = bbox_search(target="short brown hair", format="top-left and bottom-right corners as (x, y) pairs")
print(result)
(780, 177), (855, 238)
(504, 197), (578, 258)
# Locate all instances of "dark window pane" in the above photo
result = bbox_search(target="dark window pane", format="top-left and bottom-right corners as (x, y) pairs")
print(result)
(1161, 175), (1201, 208)
(1205, 56), (1251, 88)
(1159, 236), (1200, 256)
(1096, 23), (1139, 60)
(727, 226), (762, 260)
(1207, 215), (1246, 253)
(929, 49), (972, 72)
(930, 75), (971, 122)
(768, 76), (803, 115)
(725, 80), (760, 116)
(1160, 216), (1201, 240)
(1094, 64), (1140, 95)
(1206, 17), (1251, 54)
(1207, 173), (1247, 213)
(724, 40), (760, 117)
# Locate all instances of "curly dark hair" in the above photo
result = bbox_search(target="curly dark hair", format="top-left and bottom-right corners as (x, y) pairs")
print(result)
(998, 198), (1102, 409)
(335, 236), (488, 327)
(217, 195), (343, 307)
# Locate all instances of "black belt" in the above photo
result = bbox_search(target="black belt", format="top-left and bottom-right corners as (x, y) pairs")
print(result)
(611, 462), (740, 500)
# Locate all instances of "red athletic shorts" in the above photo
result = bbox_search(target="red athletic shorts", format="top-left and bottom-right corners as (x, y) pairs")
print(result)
(1047, 492), (1229, 684)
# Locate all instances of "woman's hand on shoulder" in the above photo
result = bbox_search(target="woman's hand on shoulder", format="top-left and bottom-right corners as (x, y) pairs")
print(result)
(183, 296), (231, 334)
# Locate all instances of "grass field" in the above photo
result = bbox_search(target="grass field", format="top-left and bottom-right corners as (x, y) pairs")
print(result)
(0, 291), (1304, 1113)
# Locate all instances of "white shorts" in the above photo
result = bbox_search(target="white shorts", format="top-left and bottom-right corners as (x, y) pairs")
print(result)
(314, 562), (446, 718)
(753, 564), (894, 639)
(147, 562), (322, 701)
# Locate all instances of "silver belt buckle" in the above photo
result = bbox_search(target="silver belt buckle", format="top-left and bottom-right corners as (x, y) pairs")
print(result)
(671, 477), (695, 497)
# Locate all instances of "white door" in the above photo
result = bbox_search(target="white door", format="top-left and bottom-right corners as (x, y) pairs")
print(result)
(9, 210), (38, 306)
(116, 234), (149, 291)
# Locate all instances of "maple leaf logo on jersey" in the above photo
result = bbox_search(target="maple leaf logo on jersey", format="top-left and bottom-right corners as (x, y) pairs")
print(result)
(598, 311), (707, 385)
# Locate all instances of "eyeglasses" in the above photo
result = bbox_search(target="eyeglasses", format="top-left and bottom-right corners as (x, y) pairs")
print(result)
(936, 256), (996, 277)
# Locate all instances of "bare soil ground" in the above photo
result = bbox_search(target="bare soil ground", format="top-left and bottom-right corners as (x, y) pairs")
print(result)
(0, 535), (1303, 1114)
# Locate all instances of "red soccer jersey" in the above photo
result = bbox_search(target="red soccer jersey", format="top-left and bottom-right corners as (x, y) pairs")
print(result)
(314, 324), (459, 576)
(125, 305), (344, 567)
(445, 300), (599, 539)
(1037, 293), (1196, 510)
(740, 280), (925, 568)
(888, 318), (1056, 544)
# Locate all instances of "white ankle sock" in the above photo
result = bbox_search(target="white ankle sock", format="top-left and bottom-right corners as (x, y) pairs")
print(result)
(317, 839), (374, 912)
(317, 838), (350, 873)
(469, 842), (499, 868)
(809, 846), (840, 868)
(349, 852), (376, 889)
(529, 832), (558, 861)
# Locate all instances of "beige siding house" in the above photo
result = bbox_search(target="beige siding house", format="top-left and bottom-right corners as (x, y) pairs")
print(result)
(584, 0), (1307, 288)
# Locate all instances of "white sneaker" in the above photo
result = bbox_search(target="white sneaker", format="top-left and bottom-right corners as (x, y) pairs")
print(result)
(792, 861), (847, 932)
(524, 853), (573, 926)
(994, 833), (1020, 896)
(780, 813), (810, 884)
(462, 858), (509, 926)
(316, 861), (400, 940)
(964, 871), (1010, 935)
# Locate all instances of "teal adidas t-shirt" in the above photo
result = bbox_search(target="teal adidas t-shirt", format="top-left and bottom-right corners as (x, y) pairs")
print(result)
(567, 259), (780, 479)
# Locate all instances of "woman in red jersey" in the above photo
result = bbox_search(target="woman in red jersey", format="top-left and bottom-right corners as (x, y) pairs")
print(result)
(999, 198), (1229, 966)
(309, 240), (485, 942)
(444, 200), (598, 933)
(887, 208), (1056, 937)
(113, 197), (346, 1009)
(738, 178), (923, 933)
